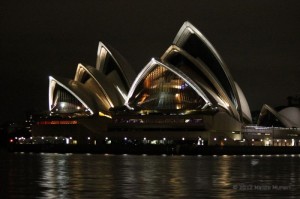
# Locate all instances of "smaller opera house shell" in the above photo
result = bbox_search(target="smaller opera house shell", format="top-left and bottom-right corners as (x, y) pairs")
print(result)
(35, 22), (253, 145)
(258, 104), (300, 128)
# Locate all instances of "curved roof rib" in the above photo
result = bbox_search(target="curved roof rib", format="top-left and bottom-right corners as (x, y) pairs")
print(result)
(74, 63), (124, 108)
(173, 21), (242, 120)
(162, 45), (241, 121)
(49, 76), (95, 115)
(234, 82), (252, 123)
(125, 58), (212, 110)
(96, 42), (136, 97)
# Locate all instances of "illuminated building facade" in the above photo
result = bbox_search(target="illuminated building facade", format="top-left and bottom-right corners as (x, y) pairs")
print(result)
(30, 21), (299, 147)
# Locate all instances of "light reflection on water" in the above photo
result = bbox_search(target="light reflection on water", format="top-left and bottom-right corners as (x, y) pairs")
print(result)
(0, 153), (300, 198)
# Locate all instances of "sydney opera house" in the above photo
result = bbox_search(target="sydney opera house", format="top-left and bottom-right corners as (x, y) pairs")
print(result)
(29, 21), (299, 147)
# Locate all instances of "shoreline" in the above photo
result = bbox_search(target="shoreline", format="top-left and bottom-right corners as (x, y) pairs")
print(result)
(7, 144), (300, 156)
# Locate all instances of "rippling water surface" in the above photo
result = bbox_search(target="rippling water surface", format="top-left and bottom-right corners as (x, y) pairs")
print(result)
(1, 152), (300, 198)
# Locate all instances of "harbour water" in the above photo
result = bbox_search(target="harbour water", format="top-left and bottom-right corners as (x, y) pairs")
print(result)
(0, 152), (299, 198)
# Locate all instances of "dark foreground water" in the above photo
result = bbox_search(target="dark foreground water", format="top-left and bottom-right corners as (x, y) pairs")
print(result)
(1, 152), (300, 198)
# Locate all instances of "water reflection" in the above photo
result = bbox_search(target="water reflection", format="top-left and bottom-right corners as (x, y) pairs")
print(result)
(0, 153), (299, 198)
(39, 154), (70, 198)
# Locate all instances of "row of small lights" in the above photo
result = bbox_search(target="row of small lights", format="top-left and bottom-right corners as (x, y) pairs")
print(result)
(13, 136), (298, 143)
(250, 138), (293, 142)
(14, 136), (185, 141)
(212, 138), (296, 142)
(105, 137), (170, 141)
(14, 136), (67, 140)
(13, 136), (71, 141)
(14, 136), (201, 141)
(105, 137), (193, 141)
(213, 138), (227, 141)
(103, 137), (283, 143)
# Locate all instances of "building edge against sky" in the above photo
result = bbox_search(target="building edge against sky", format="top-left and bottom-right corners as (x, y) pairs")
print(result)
(29, 21), (299, 147)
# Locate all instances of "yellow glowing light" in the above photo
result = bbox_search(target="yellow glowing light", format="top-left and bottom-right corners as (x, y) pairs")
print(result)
(99, 111), (112, 119)
(172, 85), (181, 89)
(138, 94), (149, 105)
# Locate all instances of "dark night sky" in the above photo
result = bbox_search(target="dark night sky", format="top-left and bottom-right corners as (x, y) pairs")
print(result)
(0, 0), (299, 123)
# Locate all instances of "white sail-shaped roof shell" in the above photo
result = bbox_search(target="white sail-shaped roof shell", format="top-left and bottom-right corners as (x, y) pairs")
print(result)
(258, 104), (299, 128)
(161, 45), (241, 121)
(96, 42), (136, 100)
(278, 107), (300, 127)
(172, 21), (242, 121)
(125, 58), (212, 110)
(48, 76), (94, 115)
(74, 63), (124, 109)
